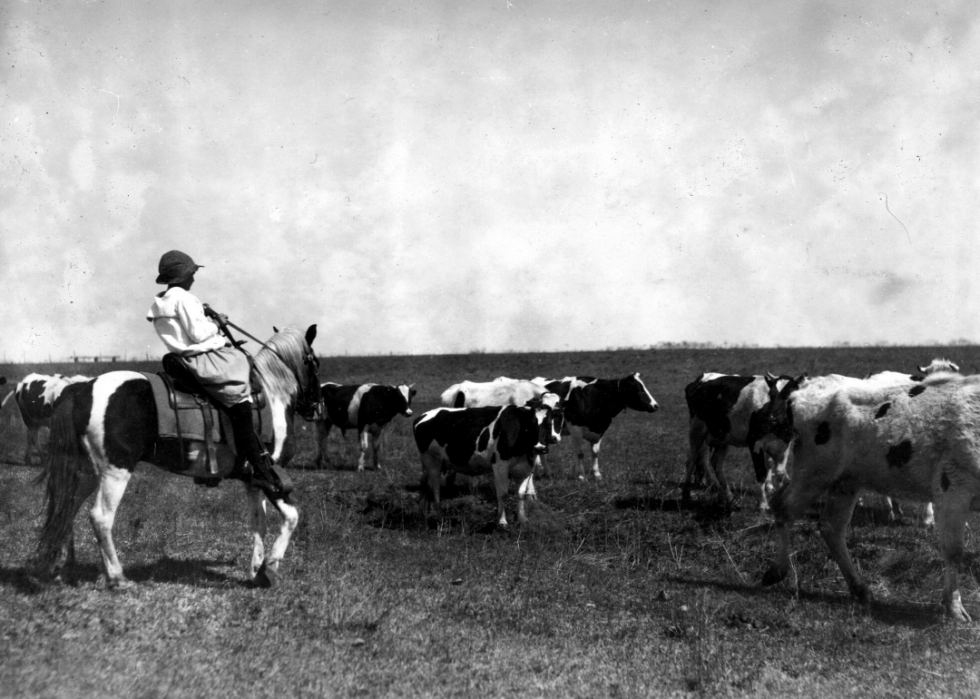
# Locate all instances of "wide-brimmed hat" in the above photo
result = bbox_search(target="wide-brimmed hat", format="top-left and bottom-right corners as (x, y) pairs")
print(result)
(156, 250), (203, 285)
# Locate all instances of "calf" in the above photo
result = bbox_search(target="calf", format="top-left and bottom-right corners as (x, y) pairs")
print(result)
(315, 382), (416, 471)
(532, 373), (659, 480)
(757, 372), (980, 621)
(6, 373), (91, 465)
(682, 372), (790, 511)
(413, 397), (563, 527)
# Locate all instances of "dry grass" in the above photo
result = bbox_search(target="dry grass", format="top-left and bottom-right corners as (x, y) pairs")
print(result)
(2, 347), (980, 697)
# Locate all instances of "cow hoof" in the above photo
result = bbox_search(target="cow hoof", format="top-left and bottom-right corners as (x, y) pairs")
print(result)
(108, 577), (135, 591)
(760, 566), (787, 587)
(252, 563), (278, 589)
(946, 592), (972, 622)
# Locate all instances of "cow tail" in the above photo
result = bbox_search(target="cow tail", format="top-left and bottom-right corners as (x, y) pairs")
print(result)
(36, 395), (83, 571)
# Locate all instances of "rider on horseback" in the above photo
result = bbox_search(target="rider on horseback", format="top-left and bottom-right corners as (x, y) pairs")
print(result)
(146, 250), (292, 497)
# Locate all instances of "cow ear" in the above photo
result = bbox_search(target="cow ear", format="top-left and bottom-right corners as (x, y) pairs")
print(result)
(917, 365), (927, 373)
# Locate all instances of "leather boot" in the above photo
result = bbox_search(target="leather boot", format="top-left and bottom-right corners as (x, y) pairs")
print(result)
(227, 402), (293, 497)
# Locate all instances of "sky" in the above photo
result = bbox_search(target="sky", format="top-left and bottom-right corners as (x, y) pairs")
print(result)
(2, 0), (979, 361)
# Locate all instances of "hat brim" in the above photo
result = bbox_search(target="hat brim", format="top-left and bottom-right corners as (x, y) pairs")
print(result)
(156, 264), (203, 285)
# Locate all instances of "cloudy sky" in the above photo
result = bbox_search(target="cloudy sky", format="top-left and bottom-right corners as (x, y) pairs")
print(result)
(2, 0), (978, 361)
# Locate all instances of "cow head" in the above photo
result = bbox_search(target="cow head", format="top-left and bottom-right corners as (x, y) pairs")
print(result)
(524, 396), (562, 453)
(398, 383), (417, 417)
(620, 373), (659, 413)
(756, 372), (806, 447)
(918, 358), (960, 375)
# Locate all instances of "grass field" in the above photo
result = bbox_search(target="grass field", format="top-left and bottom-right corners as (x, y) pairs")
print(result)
(2, 346), (980, 698)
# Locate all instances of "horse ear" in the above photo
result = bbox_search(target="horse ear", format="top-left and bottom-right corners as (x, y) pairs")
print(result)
(273, 326), (279, 333)
(306, 324), (318, 346)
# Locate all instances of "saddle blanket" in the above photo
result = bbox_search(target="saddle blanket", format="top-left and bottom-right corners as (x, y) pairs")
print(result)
(142, 372), (274, 447)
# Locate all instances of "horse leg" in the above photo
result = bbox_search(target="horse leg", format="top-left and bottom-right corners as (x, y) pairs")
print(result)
(818, 482), (867, 602)
(935, 489), (973, 621)
(88, 466), (134, 589)
(253, 491), (299, 589)
(248, 487), (269, 583)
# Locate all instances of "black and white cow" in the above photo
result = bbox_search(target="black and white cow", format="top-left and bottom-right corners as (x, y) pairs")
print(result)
(532, 373), (659, 480)
(315, 382), (416, 471)
(4, 373), (91, 465)
(413, 397), (563, 527)
(682, 372), (788, 510)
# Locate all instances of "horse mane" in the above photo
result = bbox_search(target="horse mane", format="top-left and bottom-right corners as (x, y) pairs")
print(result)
(254, 326), (311, 399)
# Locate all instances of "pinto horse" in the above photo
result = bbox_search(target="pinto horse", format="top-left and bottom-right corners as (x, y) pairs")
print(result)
(36, 325), (323, 589)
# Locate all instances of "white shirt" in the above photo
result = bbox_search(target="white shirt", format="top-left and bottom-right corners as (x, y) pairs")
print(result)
(146, 287), (229, 356)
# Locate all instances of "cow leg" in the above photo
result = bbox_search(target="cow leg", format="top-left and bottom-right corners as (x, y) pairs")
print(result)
(708, 445), (733, 506)
(818, 482), (868, 603)
(517, 474), (536, 524)
(357, 430), (370, 472)
(369, 425), (383, 470)
(314, 421), (332, 468)
(935, 489), (973, 622)
(24, 426), (41, 466)
(589, 438), (603, 481)
(571, 430), (586, 480)
(682, 421), (708, 502)
(885, 497), (903, 523)
(492, 463), (511, 528)
(419, 453), (443, 520)
(253, 492), (299, 589)
(88, 466), (134, 589)
(923, 501), (936, 528)
(750, 450), (770, 513)
(761, 456), (819, 588)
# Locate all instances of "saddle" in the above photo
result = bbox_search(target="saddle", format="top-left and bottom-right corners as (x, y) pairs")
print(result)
(142, 354), (273, 479)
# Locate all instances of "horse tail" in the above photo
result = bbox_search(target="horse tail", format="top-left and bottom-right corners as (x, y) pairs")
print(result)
(36, 394), (84, 570)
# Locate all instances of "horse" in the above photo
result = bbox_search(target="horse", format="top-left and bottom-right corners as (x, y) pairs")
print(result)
(35, 325), (323, 589)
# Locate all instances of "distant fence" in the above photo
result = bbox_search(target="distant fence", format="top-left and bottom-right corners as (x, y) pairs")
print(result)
(71, 355), (121, 363)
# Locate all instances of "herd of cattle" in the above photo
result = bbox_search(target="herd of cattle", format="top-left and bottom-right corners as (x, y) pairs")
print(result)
(3, 355), (980, 620)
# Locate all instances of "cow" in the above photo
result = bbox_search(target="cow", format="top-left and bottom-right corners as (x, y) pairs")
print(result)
(4, 373), (91, 465)
(440, 377), (551, 409)
(413, 397), (563, 527)
(880, 358), (960, 527)
(531, 373), (659, 480)
(682, 372), (792, 511)
(756, 371), (980, 621)
(314, 382), (416, 471)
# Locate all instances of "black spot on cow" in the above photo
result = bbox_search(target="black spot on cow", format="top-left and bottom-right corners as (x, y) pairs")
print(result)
(909, 385), (927, 398)
(942, 472), (950, 492)
(874, 403), (891, 419)
(886, 440), (914, 468)
(814, 421), (831, 445)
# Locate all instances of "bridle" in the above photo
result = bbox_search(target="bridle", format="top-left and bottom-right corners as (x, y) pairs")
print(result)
(204, 305), (324, 421)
